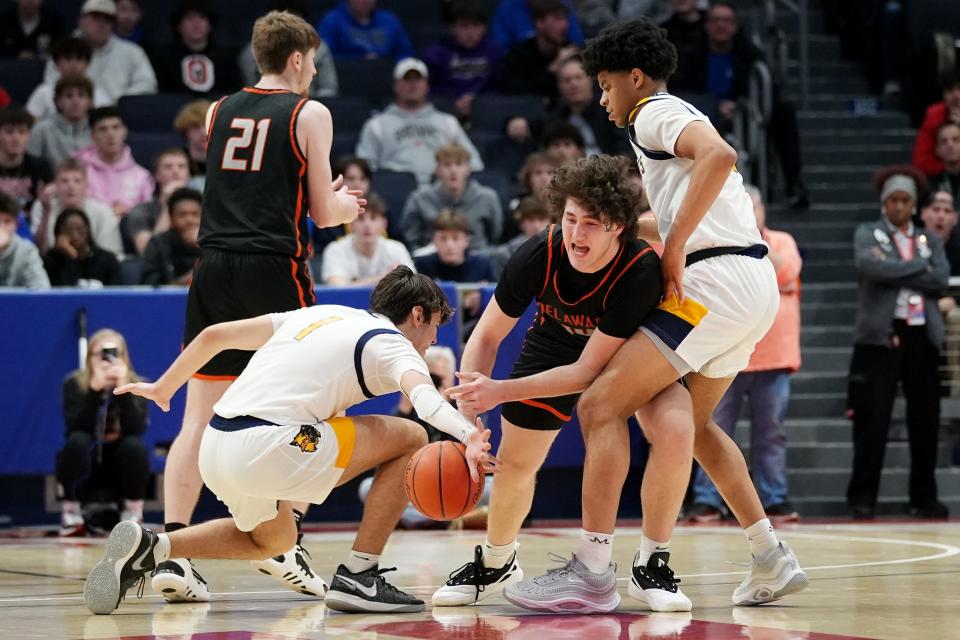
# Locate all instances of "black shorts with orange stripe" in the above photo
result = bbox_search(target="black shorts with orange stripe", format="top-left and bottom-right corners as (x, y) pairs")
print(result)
(183, 247), (314, 377)
(500, 342), (580, 431)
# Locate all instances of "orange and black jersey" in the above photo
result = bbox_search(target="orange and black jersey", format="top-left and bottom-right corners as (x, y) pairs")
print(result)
(200, 88), (311, 258)
(495, 225), (662, 363)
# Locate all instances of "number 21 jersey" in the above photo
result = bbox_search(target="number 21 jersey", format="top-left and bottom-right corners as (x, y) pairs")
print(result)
(201, 88), (312, 259)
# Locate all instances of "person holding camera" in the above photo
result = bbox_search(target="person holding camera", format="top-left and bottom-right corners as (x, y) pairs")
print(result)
(56, 329), (149, 535)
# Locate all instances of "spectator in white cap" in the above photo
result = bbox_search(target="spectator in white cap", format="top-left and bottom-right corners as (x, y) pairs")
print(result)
(355, 57), (484, 185)
(42, 0), (157, 102)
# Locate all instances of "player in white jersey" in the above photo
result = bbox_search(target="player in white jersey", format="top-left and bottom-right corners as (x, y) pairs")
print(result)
(507, 19), (807, 612)
(82, 267), (493, 616)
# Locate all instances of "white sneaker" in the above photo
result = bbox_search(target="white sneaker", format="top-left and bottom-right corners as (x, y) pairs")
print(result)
(432, 545), (523, 606)
(250, 542), (328, 597)
(60, 501), (84, 537)
(151, 558), (212, 603)
(733, 542), (808, 605)
(627, 552), (692, 612)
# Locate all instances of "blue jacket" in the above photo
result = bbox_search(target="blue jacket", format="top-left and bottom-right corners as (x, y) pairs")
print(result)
(318, 2), (414, 59)
(490, 0), (585, 49)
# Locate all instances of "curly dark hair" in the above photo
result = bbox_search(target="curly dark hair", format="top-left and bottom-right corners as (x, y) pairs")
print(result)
(581, 18), (677, 81)
(543, 155), (641, 239)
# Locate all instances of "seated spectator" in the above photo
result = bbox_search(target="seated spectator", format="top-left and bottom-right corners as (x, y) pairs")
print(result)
(490, 0), (584, 50)
(402, 143), (503, 251)
(687, 184), (802, 524)
(549, 56), (628, 156)
(701, 2), (808, 208)
(114, 0), (144, 44)
(140, 187), (201, 285)
(356, 58), (484, 184)
(0, 0), (66, 59)
(932, 121), (960, 204)
(42, 0), (157, 103)
(422, 1), (502, 120)
(487, 194), (553, 277)
(0, 107), (52, 215)
(150, 0), (239, 96)
(500, 0), (579, 99)
(56, 328), (149, 535)
(123, 148), (191, 255)
(659, 0), (708, 93)
(320, 193), (414, 285)
(318, 0), (414, 60)
(26, 37), (112, 121)
(0, 190), (49, 288)
(75, 106), (154, 216)
(618, 0), (677, 23)
(44, 207), (121, 286)
(27, 74), (95, 168)
(543, 120), (585, 162)
(30, 157), (122, 256)
(847, 166), (948, 520)
(508, 150), (560, 210)
(920, 188), (960, 273)
(311, 154), (369, 260)
(238, 0), (338, 98)
(415, 209), (495, 282)
(172, 99), (211, 190)
(913, 70), (960, 178)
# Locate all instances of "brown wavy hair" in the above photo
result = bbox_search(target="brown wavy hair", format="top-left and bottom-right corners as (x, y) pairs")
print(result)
(543, 155), (641, 238)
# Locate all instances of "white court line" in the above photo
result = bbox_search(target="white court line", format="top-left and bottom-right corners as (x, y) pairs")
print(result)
(5, 528), (958, 603)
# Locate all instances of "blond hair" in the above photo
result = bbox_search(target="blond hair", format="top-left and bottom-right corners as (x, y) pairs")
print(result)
(252, 10), (320, 75)
(173, 99), (212, 134)
(435, 142), (471, 165)
(75, 328), (138, 390)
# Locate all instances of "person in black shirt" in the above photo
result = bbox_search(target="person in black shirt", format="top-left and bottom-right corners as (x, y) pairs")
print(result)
(140, 187), (201, 285)
(0, 0), (66, 59)
(500, 0), (579, 100)
(0, 106), (52, 217)
(157, 10), (363, 604)
(43, 207), (120, 286)
(431, 155), (684, 609)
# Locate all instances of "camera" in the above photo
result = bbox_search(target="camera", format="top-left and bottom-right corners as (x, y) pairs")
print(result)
(100, 346), (119, 362)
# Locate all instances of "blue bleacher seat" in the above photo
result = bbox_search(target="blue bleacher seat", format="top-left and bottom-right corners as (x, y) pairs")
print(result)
(468, 129), (501, 161)
(0, 58), (45, 106)
(330, 132), (359, 161)
(322, 96), (375, 134)
(371, 169), (418, 222)
(119, 257), (143, 285)
(472, 168), (513, 213)
(118, 93), (196, 132)
(334, 58), (396, 104)
(470, 94), (547, 134)
(127, 131), (183, 168)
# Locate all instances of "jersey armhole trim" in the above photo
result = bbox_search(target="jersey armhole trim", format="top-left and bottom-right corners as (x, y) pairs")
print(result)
(602, 246), (654, 310)
(353, 328), (404, 398)
(206, 96), (227, 143)
(538, 223), (556, 299)
(289, 97), (309, 166)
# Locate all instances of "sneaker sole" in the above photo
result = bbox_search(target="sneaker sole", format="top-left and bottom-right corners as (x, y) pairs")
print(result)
(431, 565), (523, 606)
(249, 559), (327, 598)
(151, 570), (211, 603)
(502, 585), (621, 614)
(627, 578), (693, 612)
(324, 590), (425, 613)
(84, 521), (141, 615)
(733, 570), (809, 606)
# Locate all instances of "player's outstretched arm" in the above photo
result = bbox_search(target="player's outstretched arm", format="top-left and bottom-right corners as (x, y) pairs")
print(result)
(450, 329), (626, 415)
(114, 316), (275, 411)
(453, 297), (519, 419)
(298, 101), (365, 227)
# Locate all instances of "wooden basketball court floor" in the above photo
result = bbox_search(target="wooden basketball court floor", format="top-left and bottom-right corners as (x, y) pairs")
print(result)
(1, 522), (958, 640)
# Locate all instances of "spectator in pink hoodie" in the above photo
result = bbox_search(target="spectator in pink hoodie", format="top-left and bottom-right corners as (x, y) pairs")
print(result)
(74, 106), (153, 216)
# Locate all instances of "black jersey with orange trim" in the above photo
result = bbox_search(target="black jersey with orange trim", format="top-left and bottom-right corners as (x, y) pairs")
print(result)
(200, 88), (311, 258)
(494, 225), (662, 364)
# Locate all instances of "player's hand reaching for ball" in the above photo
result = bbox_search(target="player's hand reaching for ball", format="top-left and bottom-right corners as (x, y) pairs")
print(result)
(447, 371), (504, 415)
(464, 418), (498, 481)
(113, 381), (173, 412)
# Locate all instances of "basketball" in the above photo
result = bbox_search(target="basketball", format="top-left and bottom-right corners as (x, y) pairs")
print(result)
(405, 441), (484, 520)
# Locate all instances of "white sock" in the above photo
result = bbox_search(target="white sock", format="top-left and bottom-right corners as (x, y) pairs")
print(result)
(745, 518), (779, 556)
(153, 533), (171, 564)
(635, 535), (669, 567)
(481, 539), (517, 569)
(575, 529), (614, 573)
(345, 549), (380, 574)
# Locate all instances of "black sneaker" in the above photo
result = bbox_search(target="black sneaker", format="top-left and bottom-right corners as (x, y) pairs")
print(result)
(84, 520), (158, 614)
(627, 551), (691, 612)
(765, 502), (800, 522)
(325, 564), (425, 613)
(431, 544), (523, 606)
(685, 502), (724, 523)
(908, 500), (949, 519)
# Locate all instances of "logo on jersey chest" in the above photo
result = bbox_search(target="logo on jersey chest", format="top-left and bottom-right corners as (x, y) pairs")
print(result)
(538, 302), (597, 337)
(290, 425), (321, 453)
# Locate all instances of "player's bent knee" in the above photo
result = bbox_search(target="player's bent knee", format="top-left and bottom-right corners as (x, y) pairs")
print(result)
(495, 451), (542, 480)
(578, 391), (632, 429)
(646, 418), (694, 451)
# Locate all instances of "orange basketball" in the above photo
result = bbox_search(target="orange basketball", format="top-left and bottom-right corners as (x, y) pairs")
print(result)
(405, 441), (484, 520)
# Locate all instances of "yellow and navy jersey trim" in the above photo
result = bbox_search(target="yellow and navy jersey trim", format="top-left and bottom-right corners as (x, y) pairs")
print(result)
(625, 93), (699, 161)
(641, 293), (709, 350)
